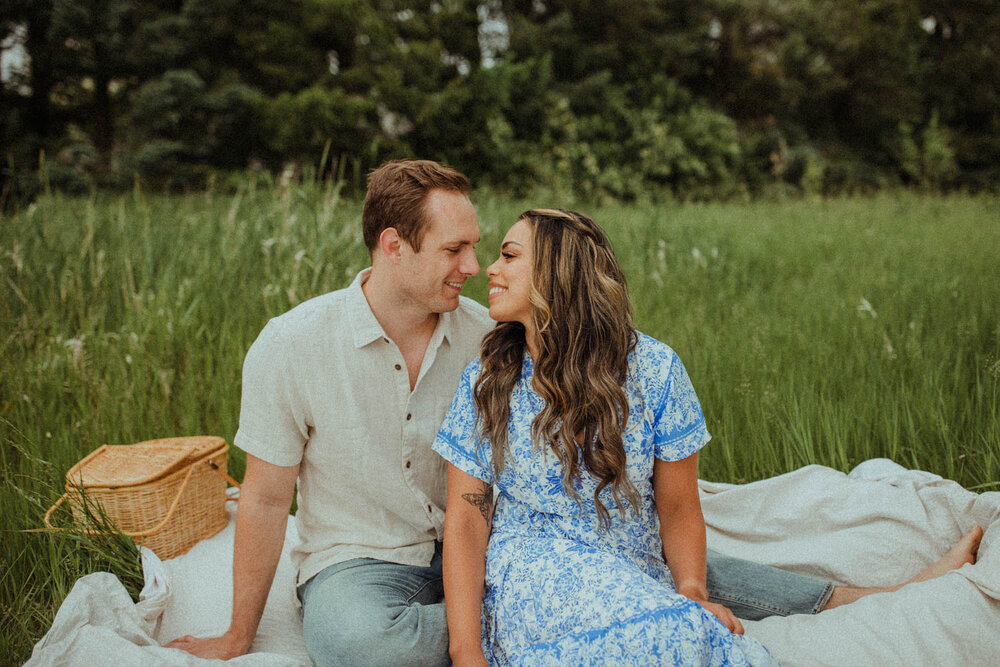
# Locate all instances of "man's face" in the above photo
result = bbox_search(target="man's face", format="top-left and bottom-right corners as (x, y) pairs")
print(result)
(397, 189), (481, 314)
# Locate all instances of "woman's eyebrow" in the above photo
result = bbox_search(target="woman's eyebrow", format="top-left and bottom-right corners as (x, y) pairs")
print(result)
(501, 241), (522, 250)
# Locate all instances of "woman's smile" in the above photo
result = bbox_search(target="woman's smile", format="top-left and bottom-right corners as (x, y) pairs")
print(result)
(488, 283), (508, 301)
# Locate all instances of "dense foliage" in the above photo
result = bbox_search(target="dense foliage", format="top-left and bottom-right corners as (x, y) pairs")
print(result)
(2, 0), (999, 204)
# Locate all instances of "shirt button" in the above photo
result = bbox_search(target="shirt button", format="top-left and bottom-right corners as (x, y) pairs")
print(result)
(427, 505), (432, 512)
(394, 364), (402, 370)
(406, 413), (412, 421)
(405, 460), (411, 468)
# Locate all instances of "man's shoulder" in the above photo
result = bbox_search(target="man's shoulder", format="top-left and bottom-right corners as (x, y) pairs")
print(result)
(276, 287), (352, 327)
(257, 287), (353, 346)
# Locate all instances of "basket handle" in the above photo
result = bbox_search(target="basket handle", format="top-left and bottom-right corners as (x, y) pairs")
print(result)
(206, 459), (241, 490)
(43, 493), (71, 531)
(42, 457), (240, 538)
(123, 464), (197, 538)
(125, 460), (241, 535)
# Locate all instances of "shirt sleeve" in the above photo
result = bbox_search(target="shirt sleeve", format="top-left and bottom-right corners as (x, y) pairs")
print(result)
(233, 318), (311, 466)
(651, 350), (711, 462)
(432, 360), (494, 484)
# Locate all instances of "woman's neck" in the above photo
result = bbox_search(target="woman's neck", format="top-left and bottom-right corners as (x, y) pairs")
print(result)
(524, 324), (540, 361)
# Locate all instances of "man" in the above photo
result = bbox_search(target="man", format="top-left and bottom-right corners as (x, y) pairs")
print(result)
(168, 159), (980, 665)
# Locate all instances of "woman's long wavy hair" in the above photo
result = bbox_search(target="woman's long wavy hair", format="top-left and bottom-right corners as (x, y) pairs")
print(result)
(474, 209), (640, 527)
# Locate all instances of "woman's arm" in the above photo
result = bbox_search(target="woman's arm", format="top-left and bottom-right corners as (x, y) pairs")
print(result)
(653, 453), (743, 634)
(442, 463), (493, 666)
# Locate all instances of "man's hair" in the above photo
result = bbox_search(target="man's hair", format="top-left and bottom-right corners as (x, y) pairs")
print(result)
(362, 159), (471, 253)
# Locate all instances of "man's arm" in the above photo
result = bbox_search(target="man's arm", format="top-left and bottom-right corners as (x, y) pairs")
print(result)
(653, 453), (743, 634)
(165, 453), (299, 658)
(442, 463), (492, 667)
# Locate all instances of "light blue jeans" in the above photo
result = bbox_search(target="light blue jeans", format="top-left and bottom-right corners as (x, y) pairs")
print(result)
(298, 542), (449, 667)
(706, 549), (834, 620)
(298, 543), (831, 666)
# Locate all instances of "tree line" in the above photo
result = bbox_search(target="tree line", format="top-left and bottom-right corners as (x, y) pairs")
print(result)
(2, 0), (998, 205)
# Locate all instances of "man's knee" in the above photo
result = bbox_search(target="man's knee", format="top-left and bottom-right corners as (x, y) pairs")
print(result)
(303, 601), (385, 666)
(301, 579), (446, 667)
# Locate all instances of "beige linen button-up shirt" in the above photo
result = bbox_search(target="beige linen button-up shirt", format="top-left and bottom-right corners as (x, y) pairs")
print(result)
(235, 269), (493, 585)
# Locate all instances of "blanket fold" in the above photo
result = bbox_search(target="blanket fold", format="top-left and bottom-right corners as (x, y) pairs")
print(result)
(27, 459), (1000, 666)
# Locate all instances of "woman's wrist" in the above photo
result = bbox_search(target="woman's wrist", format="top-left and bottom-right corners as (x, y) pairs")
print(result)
(450, 644), (487, 665)
(675, 583), (709, 602)
(450, 634), (483, 656)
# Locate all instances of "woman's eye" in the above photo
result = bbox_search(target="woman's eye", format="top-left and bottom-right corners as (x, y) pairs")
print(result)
(502, 252), (515, 259)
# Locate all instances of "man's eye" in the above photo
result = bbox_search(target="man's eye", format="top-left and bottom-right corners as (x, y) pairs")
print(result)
(446, 248), (460, 254)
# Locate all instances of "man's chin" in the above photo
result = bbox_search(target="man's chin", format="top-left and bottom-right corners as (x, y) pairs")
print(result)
(432, 296), (462, 313)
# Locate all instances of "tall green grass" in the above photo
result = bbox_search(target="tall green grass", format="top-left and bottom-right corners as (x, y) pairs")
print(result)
(2, 184), (998, 662)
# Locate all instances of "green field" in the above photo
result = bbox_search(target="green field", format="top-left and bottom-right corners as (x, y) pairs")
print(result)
(2, 185), (998, 661)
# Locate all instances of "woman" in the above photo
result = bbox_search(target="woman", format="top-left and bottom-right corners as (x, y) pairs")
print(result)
(433, 209), (775, 665)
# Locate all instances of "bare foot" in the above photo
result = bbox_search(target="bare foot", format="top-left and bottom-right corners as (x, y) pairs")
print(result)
(908, 525), (983, 584)
(823, 526), (984, 610)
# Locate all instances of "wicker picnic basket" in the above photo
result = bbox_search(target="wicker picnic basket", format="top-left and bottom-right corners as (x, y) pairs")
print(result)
(44, 436), (239, 560)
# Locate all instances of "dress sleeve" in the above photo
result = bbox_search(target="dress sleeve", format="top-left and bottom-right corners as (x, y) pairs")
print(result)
(433, 360), (494, 484)
(651, 351), (711, 462)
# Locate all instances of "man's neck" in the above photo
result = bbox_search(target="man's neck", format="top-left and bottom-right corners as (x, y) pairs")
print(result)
(361, 267), (439, 346)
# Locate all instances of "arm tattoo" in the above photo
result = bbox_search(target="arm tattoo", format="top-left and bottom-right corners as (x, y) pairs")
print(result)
(461, 483), (494, 525)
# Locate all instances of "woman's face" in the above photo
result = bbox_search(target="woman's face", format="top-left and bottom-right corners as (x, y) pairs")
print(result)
(485, 219), (533, 327)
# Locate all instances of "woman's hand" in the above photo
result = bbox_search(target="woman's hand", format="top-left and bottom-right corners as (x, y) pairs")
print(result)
(654, 455), (745, 634)
(688, 598), (744, 635)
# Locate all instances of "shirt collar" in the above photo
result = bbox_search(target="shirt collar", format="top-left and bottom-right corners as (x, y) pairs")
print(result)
(347, 269), (388, 348)
(437, 306), (455, 346)
(346, 268), (456, 349)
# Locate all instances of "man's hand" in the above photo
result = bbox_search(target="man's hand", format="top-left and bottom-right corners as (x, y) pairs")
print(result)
(164, 631), (251, 659)
(167, 455), (297, 661)
(691, 599), (744, 634)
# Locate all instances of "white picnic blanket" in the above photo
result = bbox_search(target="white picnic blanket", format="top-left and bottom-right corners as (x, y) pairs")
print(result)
(705, 459), (1000, 665)
(27, 460), (1000, 666)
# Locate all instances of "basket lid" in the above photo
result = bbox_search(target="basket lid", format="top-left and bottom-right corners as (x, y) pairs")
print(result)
(134, 436), (226, 463)
(65, 442), (198, 488)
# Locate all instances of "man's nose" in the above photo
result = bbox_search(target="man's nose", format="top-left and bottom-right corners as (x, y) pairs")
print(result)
(462, 249), (480, 275)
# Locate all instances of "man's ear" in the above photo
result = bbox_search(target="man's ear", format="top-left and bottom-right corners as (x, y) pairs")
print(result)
(378, 227), (403, 263)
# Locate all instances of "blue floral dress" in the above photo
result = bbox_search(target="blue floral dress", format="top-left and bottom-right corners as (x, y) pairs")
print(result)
(433, 333), (775, 666)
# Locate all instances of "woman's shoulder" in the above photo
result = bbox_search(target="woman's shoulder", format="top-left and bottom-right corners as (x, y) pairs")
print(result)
(460, 355), (485, 382)
(631, 331), (680, 370)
